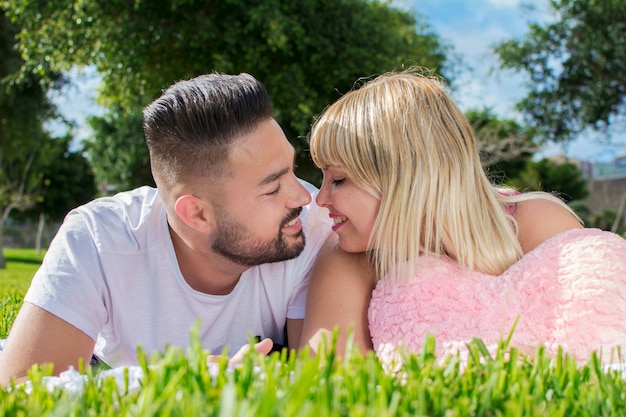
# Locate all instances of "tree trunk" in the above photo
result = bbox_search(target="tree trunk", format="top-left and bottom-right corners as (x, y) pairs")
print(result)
(612, 191), (626, 234)
(0, 227), (6, 269)
(1, 203), (14, 269)
(36, 212), (45, 254)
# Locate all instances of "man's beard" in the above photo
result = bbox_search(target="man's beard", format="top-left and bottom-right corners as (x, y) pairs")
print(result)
(211, 207), (306, 266)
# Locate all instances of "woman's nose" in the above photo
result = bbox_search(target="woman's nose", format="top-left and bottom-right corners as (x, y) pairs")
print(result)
(315, 180), (331, 208)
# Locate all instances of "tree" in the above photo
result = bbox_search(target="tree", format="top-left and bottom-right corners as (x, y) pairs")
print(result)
(13, 135), (98, 251)
(494, 0), (626, 143)
(467, 108), (538, 181)
(0, 8), (64, 267)
(466, 108), (589, 216)
(4, 0), (451, 185)
(35, 137), (96, 222)
(507, 157), (589, 202)
(83, 107), (153, 191)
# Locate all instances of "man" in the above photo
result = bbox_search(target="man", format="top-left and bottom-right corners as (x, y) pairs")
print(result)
(0, 73), (331, 384)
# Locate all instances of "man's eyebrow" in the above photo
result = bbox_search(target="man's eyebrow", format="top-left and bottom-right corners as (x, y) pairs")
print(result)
(258, 167), (290, 186)
(257, 147), (296, 186)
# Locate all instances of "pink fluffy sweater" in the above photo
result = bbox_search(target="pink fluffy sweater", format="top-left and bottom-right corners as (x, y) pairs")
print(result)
(369, 228), (626, 365)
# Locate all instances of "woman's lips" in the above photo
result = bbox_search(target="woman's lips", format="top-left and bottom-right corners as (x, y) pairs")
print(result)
(329, 213), (347, 232)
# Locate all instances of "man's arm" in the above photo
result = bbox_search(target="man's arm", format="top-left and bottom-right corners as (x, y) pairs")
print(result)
(299, 236), (376, 357)
(0, 302), (95, 386)
(286, 318), (303, 351)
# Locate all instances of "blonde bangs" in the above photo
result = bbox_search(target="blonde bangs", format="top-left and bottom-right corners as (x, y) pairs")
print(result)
(309, 110), (353, 172)
(310, 92), (383, 199)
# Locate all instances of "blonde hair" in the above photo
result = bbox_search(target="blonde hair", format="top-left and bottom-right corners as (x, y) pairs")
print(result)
(309, 69), (579, 279)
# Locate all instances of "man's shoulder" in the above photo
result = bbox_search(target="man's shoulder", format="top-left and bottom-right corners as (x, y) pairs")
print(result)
(72, 186), (161, 221)
(64, 186), (166, 251)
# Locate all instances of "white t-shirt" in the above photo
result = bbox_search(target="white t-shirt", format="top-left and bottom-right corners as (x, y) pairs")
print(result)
(24, 183), (330, 367)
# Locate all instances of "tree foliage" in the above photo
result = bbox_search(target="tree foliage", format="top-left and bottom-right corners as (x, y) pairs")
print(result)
(494, 0), (626, 143)
(467, 108), (538, 181)
(507, 157), (589, 202)
(9, 134), (98, 251)
(84, 107), (153, 191)
(4, 0), (450, 185)
(1, 9), (58, 216)
(465, 109), (588, 212)
(1, 8), (68, 266)
(28, 135), (97, 222)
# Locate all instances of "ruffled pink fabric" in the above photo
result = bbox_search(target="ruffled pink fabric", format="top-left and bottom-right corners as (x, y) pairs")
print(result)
(369, 228), (626, 365)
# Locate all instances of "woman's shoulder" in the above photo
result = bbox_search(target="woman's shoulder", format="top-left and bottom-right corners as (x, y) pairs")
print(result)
(514, 197), (584, 253)
(311, 236), (376, 287)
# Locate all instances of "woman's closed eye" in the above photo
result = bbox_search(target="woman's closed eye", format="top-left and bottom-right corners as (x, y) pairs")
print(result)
(332, 178), (345, 186)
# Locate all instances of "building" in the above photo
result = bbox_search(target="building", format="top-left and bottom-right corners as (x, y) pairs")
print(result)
(580, 157), (626, 232)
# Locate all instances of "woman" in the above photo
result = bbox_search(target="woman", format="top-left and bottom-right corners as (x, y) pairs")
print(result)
(300, 69), (626, 365)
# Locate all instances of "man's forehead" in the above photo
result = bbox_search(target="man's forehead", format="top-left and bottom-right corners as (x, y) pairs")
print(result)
(225, 129), (296, 186)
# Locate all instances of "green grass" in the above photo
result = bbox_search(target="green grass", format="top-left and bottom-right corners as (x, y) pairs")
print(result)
(0, 248), (43, 294)
(2, 249), (626, 416)
(0, 248), (43, 339)
(2, 334), (626, 416)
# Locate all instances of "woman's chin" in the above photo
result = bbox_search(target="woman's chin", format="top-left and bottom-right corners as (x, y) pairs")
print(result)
(337, 239), (368, 254)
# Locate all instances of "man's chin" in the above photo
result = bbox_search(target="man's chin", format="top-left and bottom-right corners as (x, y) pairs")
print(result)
(289, 233), (306, 249)
(274, 236), (306, 263)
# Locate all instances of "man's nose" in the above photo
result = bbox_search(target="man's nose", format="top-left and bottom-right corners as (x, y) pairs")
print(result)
(287, 177), (312, 208)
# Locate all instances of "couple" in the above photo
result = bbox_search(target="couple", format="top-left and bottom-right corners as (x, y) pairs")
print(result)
(2, 70), (626, 385)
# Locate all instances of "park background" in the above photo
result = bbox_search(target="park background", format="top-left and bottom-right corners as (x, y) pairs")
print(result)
(2, 2), (626, 414)
(2, 0), (626, 264)
(54, 0), (626, 162)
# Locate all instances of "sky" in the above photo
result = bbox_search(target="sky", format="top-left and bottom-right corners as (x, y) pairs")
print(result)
(404, 0), (626, 163)
(51, 0), (625, 163)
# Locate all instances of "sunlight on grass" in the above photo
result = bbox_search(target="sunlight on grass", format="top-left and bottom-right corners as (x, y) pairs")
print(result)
(0, 248), (43, 338)
(2, 331), (626, 416)
(0, 248), (43, 294)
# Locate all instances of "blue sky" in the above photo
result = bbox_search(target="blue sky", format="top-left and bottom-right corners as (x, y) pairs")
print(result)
(52, 0), (625, 162)
(405, 0), (626, 162)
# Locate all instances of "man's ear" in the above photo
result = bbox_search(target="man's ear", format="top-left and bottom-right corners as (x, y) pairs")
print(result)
(174, 195), (216, 233)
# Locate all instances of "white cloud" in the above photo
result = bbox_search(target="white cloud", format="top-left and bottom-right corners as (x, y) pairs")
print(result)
(414, 5), (529, 116)
(486, 0), (523, 8)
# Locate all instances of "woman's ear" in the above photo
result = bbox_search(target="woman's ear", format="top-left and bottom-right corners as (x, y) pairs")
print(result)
(174, 195), (216, 233)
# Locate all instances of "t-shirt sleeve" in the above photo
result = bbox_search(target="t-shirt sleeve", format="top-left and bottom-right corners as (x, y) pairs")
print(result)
(24, 210), (109, 342)
(286, 269), (310, 320)
(285, 180), (331, 319)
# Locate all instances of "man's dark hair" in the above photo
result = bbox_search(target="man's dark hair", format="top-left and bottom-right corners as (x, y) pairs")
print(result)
(143, 72), (273, 186)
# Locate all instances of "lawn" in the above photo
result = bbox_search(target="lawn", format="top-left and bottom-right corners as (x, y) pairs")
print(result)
(0, 248), (42, 293)
(1, 248), (626, 416)
(0, 248), (43, 339)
